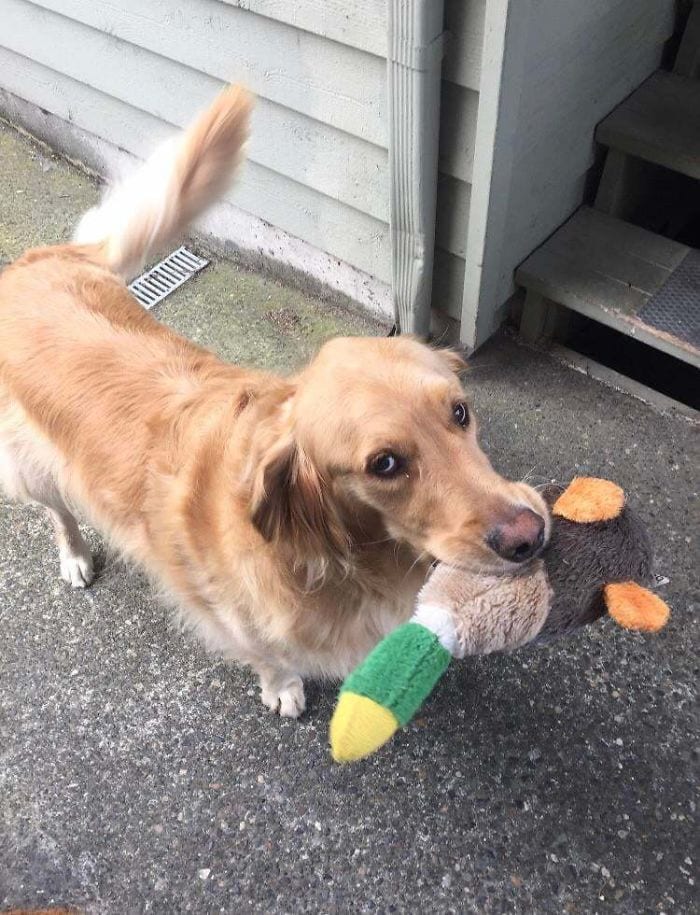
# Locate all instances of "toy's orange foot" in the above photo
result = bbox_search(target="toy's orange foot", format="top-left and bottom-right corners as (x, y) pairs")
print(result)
(604, 581), (670, 632)
(553, 477), (625, 523)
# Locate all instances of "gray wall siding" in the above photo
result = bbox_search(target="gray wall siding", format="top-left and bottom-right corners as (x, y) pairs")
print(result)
(0, 0), (485, 321)
(434, 0), (484, 322)
(486, 0), (676, 318)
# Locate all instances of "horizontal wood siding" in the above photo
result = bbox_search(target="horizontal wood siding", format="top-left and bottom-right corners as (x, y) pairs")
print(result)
(220, 0), (484, 91)
(219, 1), (387, 58)
(435, 2), (484, 319)
(0, 0), (485, 319)
(2, 1), (389, 221)
(494, 0), (676, 310)
(29, 0), (388, 145)
(0, 47), (393, 283)
(443, 0), (485, 91)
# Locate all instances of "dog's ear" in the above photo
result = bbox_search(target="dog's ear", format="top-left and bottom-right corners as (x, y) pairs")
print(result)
(251, 434), (349, 561)
(436, 347), (468, 376)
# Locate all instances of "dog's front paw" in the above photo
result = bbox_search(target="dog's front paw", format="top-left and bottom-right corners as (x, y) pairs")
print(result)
(260, 673), (306, 718)
(59, 547), (94, 589)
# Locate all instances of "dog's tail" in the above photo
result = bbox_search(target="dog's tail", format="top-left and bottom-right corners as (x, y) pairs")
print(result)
(74, 84), (253, 279)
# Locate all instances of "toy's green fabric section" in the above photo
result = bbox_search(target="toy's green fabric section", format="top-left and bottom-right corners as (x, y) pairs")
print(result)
(340, 623), (451, 726)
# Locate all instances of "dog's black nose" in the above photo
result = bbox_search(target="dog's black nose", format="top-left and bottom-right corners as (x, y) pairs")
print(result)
(487, 508), (545, 563)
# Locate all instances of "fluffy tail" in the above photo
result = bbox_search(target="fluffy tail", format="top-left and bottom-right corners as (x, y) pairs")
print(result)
(74, 84), (253, 279)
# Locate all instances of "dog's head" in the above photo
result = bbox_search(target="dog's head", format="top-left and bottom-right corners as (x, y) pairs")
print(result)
(250, 337), (549, 575)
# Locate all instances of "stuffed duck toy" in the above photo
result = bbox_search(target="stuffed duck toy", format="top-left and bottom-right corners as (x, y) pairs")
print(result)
(330, 478), (670, 763)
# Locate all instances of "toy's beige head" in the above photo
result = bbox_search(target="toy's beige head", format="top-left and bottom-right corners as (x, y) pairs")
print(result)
(418, 561), (552, 658)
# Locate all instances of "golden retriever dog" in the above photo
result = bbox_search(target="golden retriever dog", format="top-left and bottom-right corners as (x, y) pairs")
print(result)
(0, 86), (549, 717)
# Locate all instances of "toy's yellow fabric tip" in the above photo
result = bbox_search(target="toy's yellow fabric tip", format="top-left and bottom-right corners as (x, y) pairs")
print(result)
(330, 693), (399, 763)
(553, 477), (625, 523)
(604, 581), (670, 632)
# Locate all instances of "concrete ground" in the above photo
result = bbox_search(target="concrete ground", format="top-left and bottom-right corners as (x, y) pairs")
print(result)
(0, 121), (697, 915)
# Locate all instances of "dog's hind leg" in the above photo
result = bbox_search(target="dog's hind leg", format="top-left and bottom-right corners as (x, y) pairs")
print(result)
(46, 504), (94, 589)
(0, 398), (93, 588)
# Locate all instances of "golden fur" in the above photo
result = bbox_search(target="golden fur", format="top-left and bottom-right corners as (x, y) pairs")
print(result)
(0, 87), (549, 716)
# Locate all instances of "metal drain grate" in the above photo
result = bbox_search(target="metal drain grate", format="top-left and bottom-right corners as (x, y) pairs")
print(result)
(128, 246), (209, 309)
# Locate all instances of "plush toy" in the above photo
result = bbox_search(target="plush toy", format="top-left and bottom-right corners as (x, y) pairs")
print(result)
(330, 477), (670, 763)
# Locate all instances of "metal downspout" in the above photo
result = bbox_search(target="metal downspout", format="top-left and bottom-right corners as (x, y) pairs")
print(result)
(387, 0), (445, 337)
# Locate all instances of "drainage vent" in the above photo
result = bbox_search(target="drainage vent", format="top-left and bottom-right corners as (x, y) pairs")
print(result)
(128, 246), (209, 309)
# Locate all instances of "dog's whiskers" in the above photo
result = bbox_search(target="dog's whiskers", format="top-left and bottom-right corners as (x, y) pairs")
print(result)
(520, 465), (552, 486)
(402, 550), (429, 582)
(360, 535), (395, 547)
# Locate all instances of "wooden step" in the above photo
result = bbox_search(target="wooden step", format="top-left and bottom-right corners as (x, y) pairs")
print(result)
(595, 71), (700, 180)
(515, 207), (700, 368)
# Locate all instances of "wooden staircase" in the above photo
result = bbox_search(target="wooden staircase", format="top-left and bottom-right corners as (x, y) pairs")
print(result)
(516, 4), (700, 372)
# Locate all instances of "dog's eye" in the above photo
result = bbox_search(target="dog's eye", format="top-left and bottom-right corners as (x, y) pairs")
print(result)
(453, 401), (470, 427)
(368, 452), (404, 478)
